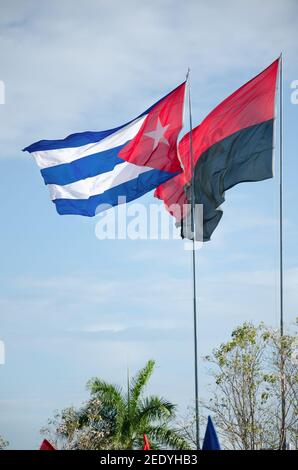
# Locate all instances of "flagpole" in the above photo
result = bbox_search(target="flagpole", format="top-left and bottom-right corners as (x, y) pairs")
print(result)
(279, 53), (286, 450)
(186, 69), (200, 450)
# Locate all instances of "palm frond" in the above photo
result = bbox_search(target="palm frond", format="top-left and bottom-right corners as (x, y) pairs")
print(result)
(147, 425), (192, 450)
(130, 360), (155, 407)
(45, 361), (188, 450)
(87, 378), (123, 407)
(87, 377), (122, 400)
(137, 395), (176, 422)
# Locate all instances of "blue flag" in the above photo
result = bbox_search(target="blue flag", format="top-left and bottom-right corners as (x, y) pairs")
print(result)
(202, 416), (221, 450)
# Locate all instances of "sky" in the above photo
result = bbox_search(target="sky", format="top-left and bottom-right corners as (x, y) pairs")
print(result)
(0, 0), (297, 449)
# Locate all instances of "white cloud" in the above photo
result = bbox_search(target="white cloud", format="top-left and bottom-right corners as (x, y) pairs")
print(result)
(0, 0), (297, 157)
(2, 260), (297, 343)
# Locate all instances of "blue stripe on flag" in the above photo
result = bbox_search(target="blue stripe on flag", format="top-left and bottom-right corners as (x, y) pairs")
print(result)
(41, 144), (126, 185)
(24, 123), (130, 153)
(53, 168), (178, 216)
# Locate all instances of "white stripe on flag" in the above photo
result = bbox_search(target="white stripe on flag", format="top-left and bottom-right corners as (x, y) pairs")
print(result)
(48, 161), (153, 200)
(32, 115), (147, 170)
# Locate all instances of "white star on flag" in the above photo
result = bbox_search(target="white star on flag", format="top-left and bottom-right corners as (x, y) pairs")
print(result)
(145, 117), (170, 150)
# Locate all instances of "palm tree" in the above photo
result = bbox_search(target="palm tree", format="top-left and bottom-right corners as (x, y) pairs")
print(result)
(87, 359), (190, 450)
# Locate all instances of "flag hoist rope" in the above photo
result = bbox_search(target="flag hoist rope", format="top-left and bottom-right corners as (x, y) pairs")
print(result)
(186, 69), (200, 450)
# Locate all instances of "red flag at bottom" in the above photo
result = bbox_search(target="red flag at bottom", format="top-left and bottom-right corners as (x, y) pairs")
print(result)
(143, 434), (150, 450)
(40, 439), (56, 450)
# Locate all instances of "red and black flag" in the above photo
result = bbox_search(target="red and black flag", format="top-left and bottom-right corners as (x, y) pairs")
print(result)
(156, 59), (279, 241)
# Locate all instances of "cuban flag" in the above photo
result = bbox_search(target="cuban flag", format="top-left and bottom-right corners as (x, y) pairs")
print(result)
(24, 83), (186, 217)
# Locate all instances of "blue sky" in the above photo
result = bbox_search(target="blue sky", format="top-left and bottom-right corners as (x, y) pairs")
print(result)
(0, 0), (297, 449)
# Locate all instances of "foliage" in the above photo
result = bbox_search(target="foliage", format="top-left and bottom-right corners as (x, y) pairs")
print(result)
(42, 360), (190, 450)
(204, 321), (298, 449)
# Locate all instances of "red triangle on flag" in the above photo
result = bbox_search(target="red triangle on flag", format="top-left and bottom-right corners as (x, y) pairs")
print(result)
(39, 439), (56, 450)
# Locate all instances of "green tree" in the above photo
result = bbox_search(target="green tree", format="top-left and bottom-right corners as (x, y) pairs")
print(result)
(204, 321), (298, 450)
(42, 360), (190, 450)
